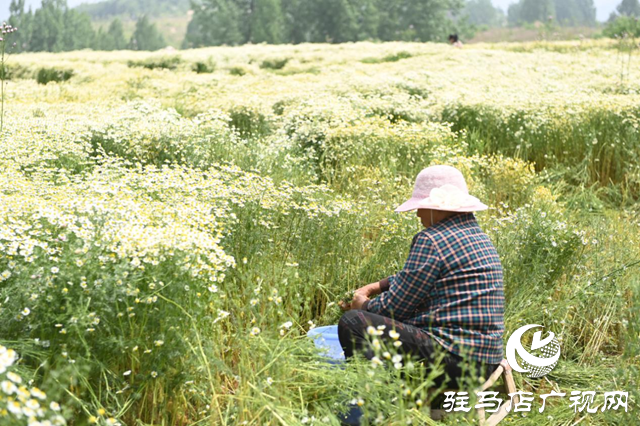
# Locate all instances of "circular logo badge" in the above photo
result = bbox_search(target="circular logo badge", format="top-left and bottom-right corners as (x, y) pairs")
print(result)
(506, 324), (561, 378)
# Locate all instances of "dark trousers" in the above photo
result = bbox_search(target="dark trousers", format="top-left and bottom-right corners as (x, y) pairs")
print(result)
(338, 310), (500, 389)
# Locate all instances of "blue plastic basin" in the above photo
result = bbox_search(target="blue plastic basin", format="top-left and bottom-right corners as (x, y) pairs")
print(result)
(307, 325), (345, 361)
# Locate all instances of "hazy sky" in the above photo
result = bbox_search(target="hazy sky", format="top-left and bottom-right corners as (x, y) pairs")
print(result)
(0, 0), (623, 26)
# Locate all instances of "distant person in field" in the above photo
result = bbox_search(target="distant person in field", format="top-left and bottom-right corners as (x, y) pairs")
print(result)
(448, 34), (463, 48)
(338, 165), (505, 389)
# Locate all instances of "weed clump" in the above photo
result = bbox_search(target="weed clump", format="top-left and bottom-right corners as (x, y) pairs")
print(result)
(260, 57), (290, 70)
(228, 65), (249, 76)
(127, 56), (183, 70)
(362, 51), (413, 64)
(229, 105), (271, 138)
(192, 57), (216, 73)
(36, 67), (74, 84)
(0, 62), (32, 80)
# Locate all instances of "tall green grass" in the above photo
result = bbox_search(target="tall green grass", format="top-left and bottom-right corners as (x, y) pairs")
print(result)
(442, 103), (640, 203)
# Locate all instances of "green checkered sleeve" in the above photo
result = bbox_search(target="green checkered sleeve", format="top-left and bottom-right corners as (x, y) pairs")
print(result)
(365, 233), (440, 321)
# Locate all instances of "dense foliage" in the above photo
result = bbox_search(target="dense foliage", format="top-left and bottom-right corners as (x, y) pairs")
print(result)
(463, 0), (505, 28)
(0, 40), (638, 424)
(128, 15), (166, 51)
(7, 0), (165, 52)
(508, 0), (596, 26)
(93, 18), (127, 51)
(183, 0), (470, 47)
(76, 0), (191, 19)
(615, 0), (640, 17)
(603, 14), (640, 37)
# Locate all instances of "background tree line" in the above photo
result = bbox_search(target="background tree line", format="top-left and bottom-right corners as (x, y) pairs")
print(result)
(463, 0), (639, 39)
(5, 0), (639, 52)
(7, 0), (471, 51)
(182, 0), (469, 48)
(506, 0), (597, 27)
(75, 0), (190, 20)
(8, 0), (166, 52)
(463, 0), (505, 29)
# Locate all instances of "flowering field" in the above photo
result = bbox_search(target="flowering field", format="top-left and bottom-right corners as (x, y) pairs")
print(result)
(0, 41), (639, 425)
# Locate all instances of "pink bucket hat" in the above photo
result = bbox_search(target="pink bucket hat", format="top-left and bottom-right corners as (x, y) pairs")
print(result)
(395, 165), (487, 212)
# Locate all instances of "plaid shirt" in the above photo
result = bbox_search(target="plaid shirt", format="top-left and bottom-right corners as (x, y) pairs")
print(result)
(364, 213), (505, 364)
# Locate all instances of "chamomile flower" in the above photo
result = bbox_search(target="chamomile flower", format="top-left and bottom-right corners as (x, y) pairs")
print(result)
(280, 321), (293, 329)
(6, 372), (21, 384)
(1, 380), (17, 395)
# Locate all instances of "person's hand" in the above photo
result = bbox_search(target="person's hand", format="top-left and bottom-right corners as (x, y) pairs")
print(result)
(339, 293), (369, 311)
(339, 300), (351, 311)
(355, 282), (381, 298)
(350, 293), (369, 310)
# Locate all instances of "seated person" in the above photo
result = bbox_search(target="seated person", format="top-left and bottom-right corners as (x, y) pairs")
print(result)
(448, 34), (463, 48)
(338, 165), (504, 389)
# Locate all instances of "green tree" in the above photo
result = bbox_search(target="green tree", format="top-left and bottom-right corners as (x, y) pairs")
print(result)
(377, 0), (404, 40)
(376, 0), (464, 42)
(8, 0), (100, 52)
(554, 0), (596, 26)
(508, 0), (595, 27)
(94, 27), (109, 50)
(519, 0), (555, 23)
(617, 0), (640, 16)
(604, 15), (640, 37)
(507, 1), (523, 26)
(94, 18), (126, 50)
(250, 0), (284, 43)
(129, 15), (166, 51)
(77, 0), (191, 19)
(574, 0), (596, 25)
(353, 0), (380, 40)
(405, 0), (466, 42)
(183, 0), (243, 48)
(8, 0), (34, 52)
(232, 0), (251, 41)
(464, 0), (504, 28)
(107, 18), (127, 49)
(59, 9), (95, 51)
(29, 0), (65, 52)
(281, 0), (314, 43)
(184, 0), (465, 46)
(311, 0), (358, 43)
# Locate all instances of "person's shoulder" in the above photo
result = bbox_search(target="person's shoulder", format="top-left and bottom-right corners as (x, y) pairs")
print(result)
(412, 228), (436, 247)
(412, 228), (445, 255)
(409, 231), (442, 261)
